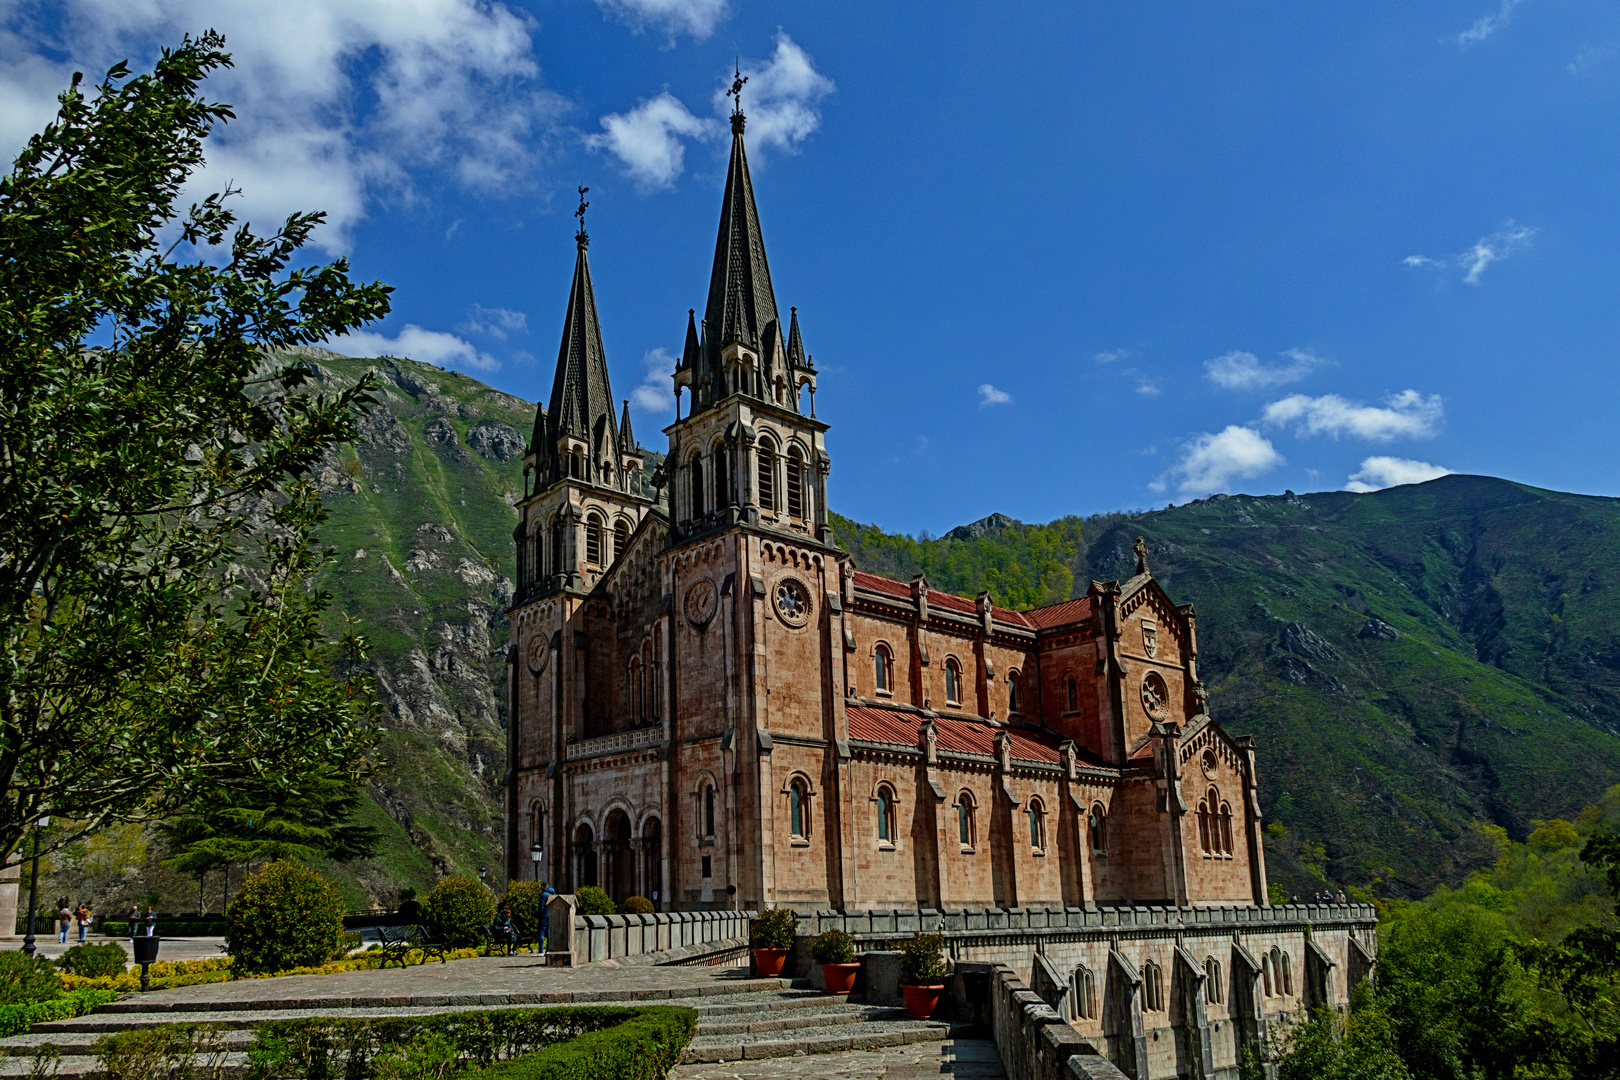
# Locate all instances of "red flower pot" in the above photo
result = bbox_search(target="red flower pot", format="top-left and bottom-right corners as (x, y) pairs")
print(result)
(821, 962), (860, 995)
(903, 983), (944, 1019)
(752, 947), (790, 977)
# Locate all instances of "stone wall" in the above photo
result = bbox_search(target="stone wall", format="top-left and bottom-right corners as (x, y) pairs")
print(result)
(977, 960), (1131, 1080)
(566, 906), (755, 965)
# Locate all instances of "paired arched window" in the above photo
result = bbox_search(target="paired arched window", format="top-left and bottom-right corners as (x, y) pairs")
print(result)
(614, 519), (630, 561)
(1280, 950), (1293, 996)
(957, 792), (976, 848)
(1205, 957), (1223, 1004)
(689, 453), (705, 518)
(1065, 675), (1079, 713)
(874, 645), (893, 695)
(944, 658), (962, 705)
(1262, 953), (1274, 997)
(876, 785), (896, 844)
(757, 441), (776, 511)
(1264, 949), (1292, 996)
(1089, 804), (1108, 856)
(1008, 671), (1021, 714)
(787, 446), (805, 518)
(1072, 965), (1097, 1021)
(1198, 786), (1236, 856)
(1143, 960), (1164, 1011)
(788, 777), (810, 839)
(585, 513), (604, 566)
(1027, 798), (1046, 852)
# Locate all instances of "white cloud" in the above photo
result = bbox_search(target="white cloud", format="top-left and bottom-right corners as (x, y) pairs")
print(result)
(460, 305), (527, 341)
(1458, 0), (1526, 45)
(327, 324), (498, 373)
(1160, 426), (1284, 496)
(1204, 348), (1331, 391)
(1344, 456), (1456, 493)
(713, 33), (835, 154)
(631, 347), (676, 413)
(978, 383), (1012, 406)
(588, 93), (718, 189)
(1262, 390), (1444, 441)
(0, 0), (563, 253)
(593, 0), (729, 39)
(1404, 222), (1538, 284)
(1093, 348), (1130, 364)
(1135, 380), (1160, 396)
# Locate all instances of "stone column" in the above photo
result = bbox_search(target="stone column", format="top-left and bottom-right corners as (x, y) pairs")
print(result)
(0, 861), (18, 939)
(545, 894), (577, 967)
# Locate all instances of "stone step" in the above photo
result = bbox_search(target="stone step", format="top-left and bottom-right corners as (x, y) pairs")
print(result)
(0, 1052), (251, 1079)
(695, 1004), (908, 1036)
(0, 1031), (257, 1058)
(678, 1019), (960, 1064)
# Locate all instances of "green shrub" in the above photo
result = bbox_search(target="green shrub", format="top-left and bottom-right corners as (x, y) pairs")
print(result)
(621, 896), (654, 916)
(899, 932), (947, 985)
(750, 908), (797, 949)
(56, 942), (127, 977)
(0, 951), (61, 1004)
(0, 988), (119, 1038)
(421, 877), (495, 948)
(573, 886), (614, 917)
(808, 929), (855, 965)
(503, 881), (549, 935)
(397, 898), (423, 925)
(225, 861), (347, 975)
(469, 1007), (697, 1080)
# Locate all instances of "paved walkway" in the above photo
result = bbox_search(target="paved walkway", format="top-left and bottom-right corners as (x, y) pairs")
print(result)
(1, 936), (228, 964)
(669, 1038), (1005, 1079)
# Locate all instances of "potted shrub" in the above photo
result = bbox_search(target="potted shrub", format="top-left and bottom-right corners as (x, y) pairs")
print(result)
(808, 929), (860, 995)
(750, 908), (798, 976)
(899, 932), (948, 1018)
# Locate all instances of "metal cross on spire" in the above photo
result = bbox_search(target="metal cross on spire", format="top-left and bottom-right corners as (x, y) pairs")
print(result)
(727, 58), (748, 133)
(574, 185), (590, 249)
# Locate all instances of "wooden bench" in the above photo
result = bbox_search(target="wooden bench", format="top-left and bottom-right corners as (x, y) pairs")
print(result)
(377, 924), (452, 967)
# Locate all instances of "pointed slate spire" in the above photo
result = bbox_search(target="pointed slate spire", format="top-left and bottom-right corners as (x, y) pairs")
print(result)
(786, 306), (806, 370)
(679, 309), (700, 371)
(702, 77), (779, 388)
(544, 188), (619, 479)
(617, 399), (637, 453)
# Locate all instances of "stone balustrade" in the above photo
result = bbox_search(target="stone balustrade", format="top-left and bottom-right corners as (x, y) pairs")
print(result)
(564, 724), (663, 762)
(569, 908), (754, 965)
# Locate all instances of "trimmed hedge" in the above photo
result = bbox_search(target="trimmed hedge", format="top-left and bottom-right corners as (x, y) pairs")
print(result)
(102, 919), (229, 937)
(56, 942), (127, 977)
(0, 988), (119, 1038)
(0, 951), (61, 1004)
(421, 877), (496, 949)
(468, 1007), (696, 1080)
(226, 862), (347, 975)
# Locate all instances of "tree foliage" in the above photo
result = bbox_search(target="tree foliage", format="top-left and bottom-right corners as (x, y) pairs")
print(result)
(0, 33), (391, 865)
(224, 860), (347, 975)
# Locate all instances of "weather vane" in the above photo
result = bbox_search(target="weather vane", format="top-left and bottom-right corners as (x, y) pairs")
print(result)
(727, 58), (748, 129)
(574, 186), (590, 248)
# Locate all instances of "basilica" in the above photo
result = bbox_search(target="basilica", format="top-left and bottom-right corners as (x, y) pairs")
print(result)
(503, 95), (1271, 916)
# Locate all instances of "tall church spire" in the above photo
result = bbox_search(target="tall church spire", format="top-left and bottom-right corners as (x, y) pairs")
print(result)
(539, 187), (620, 483)
(699, 66), (780, 405)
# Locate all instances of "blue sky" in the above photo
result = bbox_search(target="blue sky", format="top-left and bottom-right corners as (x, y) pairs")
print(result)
(5, 0), (1619, 535)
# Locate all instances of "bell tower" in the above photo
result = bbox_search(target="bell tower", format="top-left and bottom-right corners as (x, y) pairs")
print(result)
(666, 70), (829, 545)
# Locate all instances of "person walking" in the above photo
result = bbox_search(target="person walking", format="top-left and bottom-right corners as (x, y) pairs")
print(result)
(75, 904), (90, 943)
(56, 903), (71, 944)
(127, 904), (140, 943)
(142, 906), (157, 937)
(538, 882), (557, 952)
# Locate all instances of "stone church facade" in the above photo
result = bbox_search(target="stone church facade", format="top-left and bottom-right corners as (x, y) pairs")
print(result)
(503, 100), (1272, 919)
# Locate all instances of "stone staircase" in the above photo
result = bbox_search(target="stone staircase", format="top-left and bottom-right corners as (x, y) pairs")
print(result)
(0, 978), (957, 1076)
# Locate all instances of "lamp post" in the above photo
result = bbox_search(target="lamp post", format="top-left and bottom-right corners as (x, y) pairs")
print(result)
(530, 842), (543, 882)
(21, 817), (49, 958)
(477, 866), (488, 891)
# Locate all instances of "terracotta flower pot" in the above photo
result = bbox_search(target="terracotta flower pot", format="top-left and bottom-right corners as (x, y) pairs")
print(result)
(752, 947), (790, 977)
(821, 961), (860, 995)
(903, 983), (944, 1019)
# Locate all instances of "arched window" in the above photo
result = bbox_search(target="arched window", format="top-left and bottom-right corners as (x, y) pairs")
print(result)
(703, 785), (716, 839)
(1072, 965), (1097, 1021)
(1205, 957), (1223, 1004)
(585, 513), (604, 566)
(1089, 804), (1108, 856)
(789, 778), (809, 839)
(787, 446), (805, 518)
(1066, 676), (1079, 713)
(876, 785), (896, 844)
(874, 645), (892, 694)
(1262, 953), (1273, 997)
(628, 658), (642, 720)
(1220, 802), (1234, 857)
(957, 792), (975, 848)
(757, 441), (776, 511)
(689, 454), (704, 518)
(614, 519), (630, 561)
(1144, 961), (1164, 1011)
(713, 445), (729, 509)
(551, 518), (564, 574)
(944, 658), (962, 705)
(1027, 798), (1045, 851)
(1280, 950), (1293, 996)
(1198, 794), (1212, 854)
(1008, 671), (1021, 714)
(529, 801), (544, 854)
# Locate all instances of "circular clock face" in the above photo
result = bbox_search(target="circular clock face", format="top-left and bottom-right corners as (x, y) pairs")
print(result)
(524, 633), (548, 674)
(1141, 671), (1170, 719)
(774, 578), (812, 627)
(685, 579), (717, 627)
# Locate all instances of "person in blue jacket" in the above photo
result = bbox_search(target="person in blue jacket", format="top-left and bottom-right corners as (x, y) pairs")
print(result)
(538, 883), (557, 951)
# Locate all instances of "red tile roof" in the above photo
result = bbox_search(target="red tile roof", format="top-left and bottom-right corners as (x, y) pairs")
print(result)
(849, 571), (1091, 631)
(846, 705), (1067, 765)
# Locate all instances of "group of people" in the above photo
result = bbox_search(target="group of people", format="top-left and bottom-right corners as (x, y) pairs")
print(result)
(487, 884), (556, 951)
(53, 904), (92, 944)
(1304, 889), (1350, 904)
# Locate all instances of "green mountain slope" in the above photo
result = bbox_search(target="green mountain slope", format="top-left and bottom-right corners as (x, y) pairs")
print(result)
(257, 352), (1618, 906)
